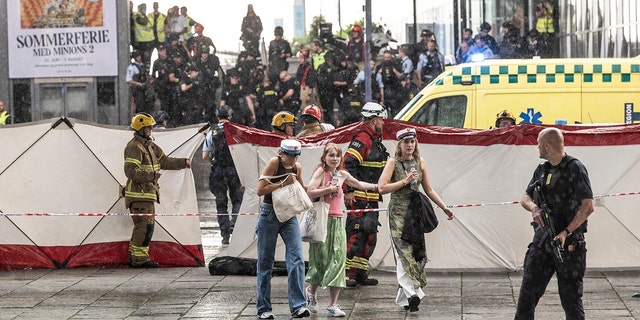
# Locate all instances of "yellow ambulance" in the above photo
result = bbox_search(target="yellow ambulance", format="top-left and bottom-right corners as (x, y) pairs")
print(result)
(394, 56), (640, 129)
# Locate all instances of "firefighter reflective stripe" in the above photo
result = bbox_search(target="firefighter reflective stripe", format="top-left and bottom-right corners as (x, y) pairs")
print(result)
(360, 160), (386, 168)
(125, 157), (160, 171)
(345, 148), (364, 162)
(129, 244), (150, 258)
(125, 190), (157, 201)
(353, 190), (380, 201)
(346, 256), (369, 271)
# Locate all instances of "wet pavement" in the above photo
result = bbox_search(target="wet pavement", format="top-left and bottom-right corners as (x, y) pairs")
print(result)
(0, 217), (639, 319)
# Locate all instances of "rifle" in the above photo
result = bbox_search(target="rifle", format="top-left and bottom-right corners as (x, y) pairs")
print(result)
(532, 181), (565, 265)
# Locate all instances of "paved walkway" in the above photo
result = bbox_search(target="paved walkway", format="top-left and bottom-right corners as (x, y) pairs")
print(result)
(1, 219), (639, 320)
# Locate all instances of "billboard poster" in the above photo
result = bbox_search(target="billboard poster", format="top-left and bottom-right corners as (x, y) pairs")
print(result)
(7, 0), (117, 78)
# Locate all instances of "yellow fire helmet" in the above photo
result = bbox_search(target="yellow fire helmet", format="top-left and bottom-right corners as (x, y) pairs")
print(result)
(496, 109), (516, 121)
(131, 112), (156, 131)
(271, 111), (296, 127)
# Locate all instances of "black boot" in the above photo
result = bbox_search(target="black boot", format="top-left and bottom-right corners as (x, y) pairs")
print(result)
(356, 270), (378, 285)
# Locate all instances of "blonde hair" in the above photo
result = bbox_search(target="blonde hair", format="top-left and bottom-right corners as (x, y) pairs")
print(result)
(394, 137), (420, 162)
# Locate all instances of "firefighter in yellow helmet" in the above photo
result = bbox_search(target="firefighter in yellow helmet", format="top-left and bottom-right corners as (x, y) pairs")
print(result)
(123, 113), (192, 268)
(271, 111), (296, 136)
(496, 109), (517, 128)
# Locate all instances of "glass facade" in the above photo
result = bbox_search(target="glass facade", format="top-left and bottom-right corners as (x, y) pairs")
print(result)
(423, 0), (640, 59)
(559, 0), (639, 58)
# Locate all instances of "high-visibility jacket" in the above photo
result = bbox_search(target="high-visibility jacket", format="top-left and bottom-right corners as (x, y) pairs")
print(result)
(0, 110), (9, 125)
(536, 3), (555, 33)
(148, 12), (166, 43)
(312, 50), (328, 71)
(123, 133), (188, 208)
(133, 12), (154, 43)
(183, 15), (195, 40)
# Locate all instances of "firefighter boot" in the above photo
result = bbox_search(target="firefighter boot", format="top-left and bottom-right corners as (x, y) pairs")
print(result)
(356, 269), (378, 286)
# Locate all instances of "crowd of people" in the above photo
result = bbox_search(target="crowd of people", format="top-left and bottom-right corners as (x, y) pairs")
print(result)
(127, 2), (455, 131)
(123, 3), (596, 319)
(455, 0), (559, 64)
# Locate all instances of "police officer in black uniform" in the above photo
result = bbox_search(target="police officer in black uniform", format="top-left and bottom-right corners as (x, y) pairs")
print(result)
(194, 48), (222, 122)
(220, 68), (254, 126)
(252, 76), (279, 131)
(267, 26), (292, 82)
(377, 50), (402, 118)
(315, 52), (338, 126)
(126, 51), (149, 114)
(202, 106), (244, 245)
(151, 46), (173, 115)
(515, 127), (594, 320)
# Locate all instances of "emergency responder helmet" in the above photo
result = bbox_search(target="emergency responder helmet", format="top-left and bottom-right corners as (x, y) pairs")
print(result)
(301, 105), (322, 122)
(298, 49), (310, 58)
(271, 111), (296, 127)
(351, 25), (363, 33)
(361, 102), (387, 119)
(495, 109), (516, 127)
(131, 112), (156, 131)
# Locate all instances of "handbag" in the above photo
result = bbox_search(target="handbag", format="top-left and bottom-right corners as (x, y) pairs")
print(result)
(300, 196), (330, 243)
(262, 174), (313, 222)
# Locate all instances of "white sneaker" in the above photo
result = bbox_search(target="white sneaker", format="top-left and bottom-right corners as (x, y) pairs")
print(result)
(305, 286), (318, 313)
(257, 311), (274, 319)
(327, 304), (346, 317)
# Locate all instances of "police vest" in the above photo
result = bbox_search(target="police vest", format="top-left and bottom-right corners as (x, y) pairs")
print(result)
(0, 110), (9, 125)
(312, 50), (327, 70)
(210, 123), (234, 167)
(148, 12), (166, 42)
(422, 53), (442, 80)
(536, 4), (555, 33)
(134, 12), (154, 42)
(379, 63), (399, 87)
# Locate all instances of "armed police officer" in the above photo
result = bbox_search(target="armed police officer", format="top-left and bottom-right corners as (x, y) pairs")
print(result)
(123, 113), (192, 268)
(126, 51), (149, 114)
(202, 106), (244, 245)
(515, 127), (594, 320)
(343, 102), (388, 287)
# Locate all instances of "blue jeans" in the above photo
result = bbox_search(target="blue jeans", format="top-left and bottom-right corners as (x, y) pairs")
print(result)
(255, 203), (306, 315)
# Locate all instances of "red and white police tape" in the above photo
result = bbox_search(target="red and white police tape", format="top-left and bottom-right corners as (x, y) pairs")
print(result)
(0, 192), (635, 217)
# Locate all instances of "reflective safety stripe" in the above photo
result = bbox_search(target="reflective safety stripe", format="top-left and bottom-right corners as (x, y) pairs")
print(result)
(125, 158), (160, 170)
(345, 148), (363, 163)
(347, 256), (369, 271)
(360, 160), (386, 168)
(124, 191), (158, 201)
(353, 190), (380, 201)
(129, 244), (150, 257)
(437, 62), (640, 87)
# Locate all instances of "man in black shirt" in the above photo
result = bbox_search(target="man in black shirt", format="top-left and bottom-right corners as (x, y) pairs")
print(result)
(516, 127), (594, 320)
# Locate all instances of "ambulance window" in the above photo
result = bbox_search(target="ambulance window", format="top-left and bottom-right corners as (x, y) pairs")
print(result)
(408, 95), (467, 128)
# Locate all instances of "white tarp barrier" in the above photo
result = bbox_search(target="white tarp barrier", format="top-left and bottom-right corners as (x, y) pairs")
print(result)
(0, 118), (206, 269)
(223, 120), (640, 271)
